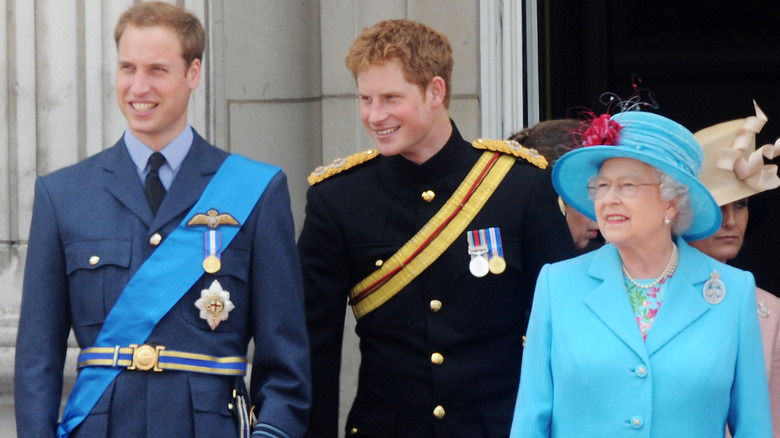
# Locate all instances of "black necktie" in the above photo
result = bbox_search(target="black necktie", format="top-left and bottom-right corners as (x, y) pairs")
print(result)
(145, 152), (166, 215)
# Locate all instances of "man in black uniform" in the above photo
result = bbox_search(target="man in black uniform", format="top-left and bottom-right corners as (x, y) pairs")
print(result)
(299, 19), (575, 438)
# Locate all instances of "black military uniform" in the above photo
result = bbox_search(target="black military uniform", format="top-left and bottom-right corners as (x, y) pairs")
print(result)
(299, 122), (576, 438)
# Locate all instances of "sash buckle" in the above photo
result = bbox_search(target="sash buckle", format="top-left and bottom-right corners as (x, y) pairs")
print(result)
(128, 344), (165, 372)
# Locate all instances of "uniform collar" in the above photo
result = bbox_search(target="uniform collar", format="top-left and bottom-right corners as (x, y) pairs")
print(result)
(386, 120), (469, 184)
(124, 125), (193, 186)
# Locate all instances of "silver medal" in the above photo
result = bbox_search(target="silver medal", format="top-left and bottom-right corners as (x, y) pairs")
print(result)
(469, 255), (490, 278)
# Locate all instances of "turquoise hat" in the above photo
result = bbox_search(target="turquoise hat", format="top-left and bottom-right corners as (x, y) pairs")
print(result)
(552, 111), (722, 241)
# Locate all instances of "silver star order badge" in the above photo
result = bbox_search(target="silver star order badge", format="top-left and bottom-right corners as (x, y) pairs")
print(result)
(703, 270), (726, 305)
(195, 279), (235, 330)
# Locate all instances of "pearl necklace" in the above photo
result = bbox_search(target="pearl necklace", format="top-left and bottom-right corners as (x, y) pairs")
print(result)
(622, 243), (679, 290)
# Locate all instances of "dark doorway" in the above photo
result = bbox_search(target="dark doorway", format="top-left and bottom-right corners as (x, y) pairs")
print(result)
(538, 0), (780, 295)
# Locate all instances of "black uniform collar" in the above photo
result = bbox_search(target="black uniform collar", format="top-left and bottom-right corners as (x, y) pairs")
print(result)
(385, 120), (469, 184)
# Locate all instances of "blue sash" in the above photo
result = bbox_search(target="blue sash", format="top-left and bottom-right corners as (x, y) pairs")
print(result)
(57, 154), (280, 437)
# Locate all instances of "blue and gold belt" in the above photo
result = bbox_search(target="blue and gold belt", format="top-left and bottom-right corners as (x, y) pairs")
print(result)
(77, 344), (247, 376)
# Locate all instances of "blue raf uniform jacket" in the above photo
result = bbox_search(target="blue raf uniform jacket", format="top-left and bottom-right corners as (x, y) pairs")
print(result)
(14, 130), (311, 438)
(510, 237), (771, 437)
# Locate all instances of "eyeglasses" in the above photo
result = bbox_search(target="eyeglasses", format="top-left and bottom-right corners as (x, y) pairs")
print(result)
(587, 179), (660, 200)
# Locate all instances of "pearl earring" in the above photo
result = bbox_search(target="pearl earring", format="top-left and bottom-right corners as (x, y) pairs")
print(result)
(664, 217), (671, 225)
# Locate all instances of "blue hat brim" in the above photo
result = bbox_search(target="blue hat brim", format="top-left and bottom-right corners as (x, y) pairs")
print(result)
(552, 145), (722, 241)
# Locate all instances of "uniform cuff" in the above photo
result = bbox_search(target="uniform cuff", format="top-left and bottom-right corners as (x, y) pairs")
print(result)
(252, 423), (291, 438)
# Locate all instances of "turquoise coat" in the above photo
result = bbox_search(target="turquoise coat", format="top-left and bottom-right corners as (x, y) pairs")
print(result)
(510, 238), (771, 437)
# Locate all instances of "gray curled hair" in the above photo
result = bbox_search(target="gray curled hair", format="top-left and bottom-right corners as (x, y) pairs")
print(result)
(655, 169), (693, 236)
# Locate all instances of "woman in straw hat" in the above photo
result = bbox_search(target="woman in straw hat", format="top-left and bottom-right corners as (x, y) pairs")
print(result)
(509, 110), (771, 437)
(689, 102), (780, 437)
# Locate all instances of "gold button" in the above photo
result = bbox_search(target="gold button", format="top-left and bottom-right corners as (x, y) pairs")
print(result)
(227, 402), (234, 410)
(149, 233), (162, 246)
(375, 259), (383, 267)
(421, 190), (435, 203)
(89, 255), (100, 266)
(433, 405), (445, 419)
(431, 352), (444, 365)
(349, 428), (358, 435)
(430, 300), (442, 312)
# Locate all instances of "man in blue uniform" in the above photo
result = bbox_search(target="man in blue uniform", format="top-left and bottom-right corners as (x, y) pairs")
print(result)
(14, 3), (310, 437)
(299, 20), (576, 438)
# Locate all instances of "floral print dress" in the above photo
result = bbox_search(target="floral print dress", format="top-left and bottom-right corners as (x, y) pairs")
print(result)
(624, 275), (672, 341)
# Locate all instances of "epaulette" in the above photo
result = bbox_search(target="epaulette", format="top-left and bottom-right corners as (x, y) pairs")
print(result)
(308, 149), (380, 185)
(472, 138), (548, 169)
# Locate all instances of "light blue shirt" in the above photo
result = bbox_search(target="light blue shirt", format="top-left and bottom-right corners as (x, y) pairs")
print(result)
(124, 125), (193, 191)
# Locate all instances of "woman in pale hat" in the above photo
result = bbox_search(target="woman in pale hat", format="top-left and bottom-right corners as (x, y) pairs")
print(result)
(688, 102), (780, 437)
(509, 110), (771, 437)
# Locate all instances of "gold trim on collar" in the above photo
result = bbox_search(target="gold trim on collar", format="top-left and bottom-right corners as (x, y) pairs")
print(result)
(472, 138), (548, 169)
(308, 149), (380, 185)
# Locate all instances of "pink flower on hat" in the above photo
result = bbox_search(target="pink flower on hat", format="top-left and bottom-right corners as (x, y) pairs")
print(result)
(582, 114), (622, 147)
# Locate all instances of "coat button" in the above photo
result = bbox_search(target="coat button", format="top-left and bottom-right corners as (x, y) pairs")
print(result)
(630, 416), (643, 429)
(431, 352), (444, 365)
(89, 255), (100, 266)
(421, 190), (435, 203)
(349, 427), (358, 435)
(433, 405), (445, 419)
(634, 365), (647, 378)
(429, 300), (442, 312)
(375, 259), (383, 267)
(149, 233), (162, 246)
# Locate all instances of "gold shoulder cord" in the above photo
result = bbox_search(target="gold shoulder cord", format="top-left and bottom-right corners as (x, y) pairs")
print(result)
(308, 149), (379, 185)
(349, 151), (515, 319)
(472, 138), (548, 169)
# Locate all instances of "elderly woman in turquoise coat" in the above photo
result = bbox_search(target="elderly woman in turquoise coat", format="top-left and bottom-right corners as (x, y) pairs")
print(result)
(509, 110), (772, 437)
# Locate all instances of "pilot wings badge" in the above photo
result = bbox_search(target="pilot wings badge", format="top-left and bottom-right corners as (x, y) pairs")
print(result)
(187, 209), (240, 274)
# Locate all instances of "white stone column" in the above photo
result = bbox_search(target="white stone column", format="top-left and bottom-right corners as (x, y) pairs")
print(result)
(210, 0), (322, 232)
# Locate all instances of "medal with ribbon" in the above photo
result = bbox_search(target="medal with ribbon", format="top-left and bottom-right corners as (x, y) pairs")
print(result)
(186, 208), (240, 273)
(466, 229), (490, 277)
(487, 227), (505, 274)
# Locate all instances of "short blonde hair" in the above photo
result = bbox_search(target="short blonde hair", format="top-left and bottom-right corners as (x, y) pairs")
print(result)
(345, 20), (453, 108)
(114, 1), (205, 68)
